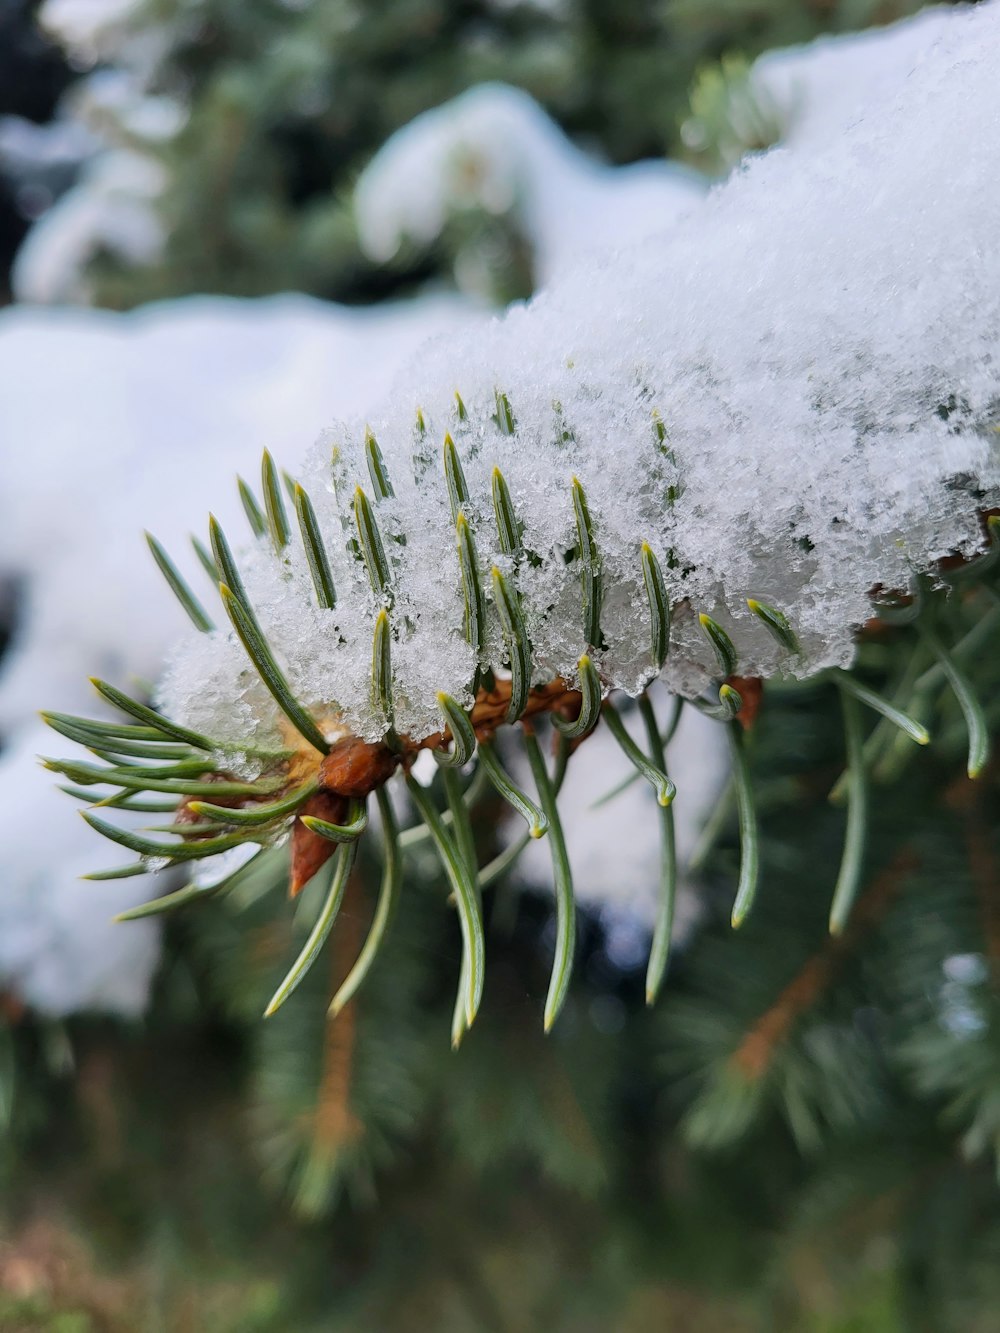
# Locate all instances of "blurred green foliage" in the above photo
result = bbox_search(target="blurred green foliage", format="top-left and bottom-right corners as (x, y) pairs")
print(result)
(86, 0), (942, 306)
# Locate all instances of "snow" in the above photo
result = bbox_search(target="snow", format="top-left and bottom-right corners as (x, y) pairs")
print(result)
(354, 83), (707, 289)
(0, 116), (99, 176)
(751, 4), (971, 154)
(39, 0), (142, 64)
(160, 1), (1000, 755)
(0, 723), (163, 1017)
(13, 0), (995, 1013)
(13, 150), (166, 304)
(0, 293), (478, 1015)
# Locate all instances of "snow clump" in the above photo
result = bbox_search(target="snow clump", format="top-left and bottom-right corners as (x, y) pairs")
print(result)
(160, 2), (1000, 751)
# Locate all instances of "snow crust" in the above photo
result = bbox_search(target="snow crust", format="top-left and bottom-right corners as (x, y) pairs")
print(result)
(355, 83), (706, 288)
(161, 2), (1000, 752)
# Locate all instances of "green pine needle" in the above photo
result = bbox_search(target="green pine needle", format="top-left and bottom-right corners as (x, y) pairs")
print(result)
(491, 466), (521, 559)
(261, 449), (291, 553)
(493, 389), (516, 435)
(219, 583), (330, 755)
(571, 477), (602, 649)
(293, 483), (337, 610)
(699, 612), (738, 678)
(237, 478), (267, 538)
(189, 781), (319, 826)
(191, 534), (220, 584)
(553, 654), (602, 740)
(602, 702), (676, 807)
(523, 730), (575, 1033)
(300, 801), (369, 843)
(434, 692), (478, 767)
(264, 840), (359, 1018)
(145, 532), (214, 632)
(833, 671), (930, 747)
(406, 774), (485, 1030)
(456, 512), (486, 669)
(478, 738), (547, 838)
(354, 486), (393, 599)
(443, 432), (469, 519)
(727, 723), (760, 928)
(81, 810), (255, 862)
(329, 788), (401, 1017)
(639, 694), (677, 1004)
(491, 565), (531, 724)
(441, 766), (482, 1049)
(920, 626), (990, 779)
(372, 608), (395, 732)
(364, 428), (395, 500)
(828, 684), (868, 934)
(747, 598), (799, 653)
(640, 543), (670, 669)
(88, 678), (216, 752)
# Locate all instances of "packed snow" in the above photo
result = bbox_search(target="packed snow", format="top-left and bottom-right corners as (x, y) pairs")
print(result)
(160, 2), (1000, 757)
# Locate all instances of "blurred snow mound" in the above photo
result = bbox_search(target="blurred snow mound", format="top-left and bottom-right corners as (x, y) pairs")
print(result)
(355, 83), (706, 286)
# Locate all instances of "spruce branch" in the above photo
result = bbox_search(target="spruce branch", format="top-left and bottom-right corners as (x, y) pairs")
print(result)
(43, 422), (1000, 1042)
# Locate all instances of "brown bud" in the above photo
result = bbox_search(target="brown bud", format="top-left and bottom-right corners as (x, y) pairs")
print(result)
(726, 675), (764, 731)
(318, 736), (399, 799)
(289, 790), (348, 897)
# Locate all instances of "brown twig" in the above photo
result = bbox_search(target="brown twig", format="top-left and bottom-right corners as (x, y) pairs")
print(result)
(310, 866), (364, 1159)
(732, 848), (919, 1080)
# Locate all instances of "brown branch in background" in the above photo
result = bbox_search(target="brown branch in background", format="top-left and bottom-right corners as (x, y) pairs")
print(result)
(0, 990), (25, 1024)
(310, 865), (365, 1160)
(958, 791), (1000, 964)
(731, 848), (919, 1080)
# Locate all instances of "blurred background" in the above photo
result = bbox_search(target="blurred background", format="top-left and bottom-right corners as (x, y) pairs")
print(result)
(3, 2), (999, 1330)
